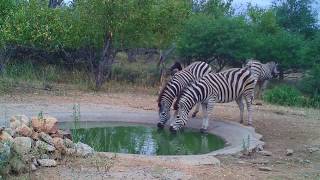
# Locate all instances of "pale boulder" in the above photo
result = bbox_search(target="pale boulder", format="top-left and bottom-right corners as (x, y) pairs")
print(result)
(37, 159), (57, 167)
(16, 124), (33, 137)
(10, 115), (30, 129)
(13, 137), (32, 155)
(0, 131), (13, 142)
(35, 140), (56, 152)
(53, 137), (66, 153)
(39, 132), (54, 145)
(31, 116), (58, 134)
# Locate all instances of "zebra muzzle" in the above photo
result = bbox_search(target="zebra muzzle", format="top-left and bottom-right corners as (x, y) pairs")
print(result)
(157, 122), (165, 129)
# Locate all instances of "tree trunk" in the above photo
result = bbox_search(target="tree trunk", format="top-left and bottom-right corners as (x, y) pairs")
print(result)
(157, 44), (176, 93)
(93, 31), (116, 90)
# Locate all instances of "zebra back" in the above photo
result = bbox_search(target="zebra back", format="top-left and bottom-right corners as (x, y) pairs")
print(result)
(175, 67), (255, 111)
(158, 61), (212, 108)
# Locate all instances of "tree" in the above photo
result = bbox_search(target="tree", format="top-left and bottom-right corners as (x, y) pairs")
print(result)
(177, 15), (254, 71)
(272, 0), (318, 37)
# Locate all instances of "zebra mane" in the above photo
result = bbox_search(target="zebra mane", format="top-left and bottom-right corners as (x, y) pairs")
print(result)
(170, 62), (182, 71)
(157, 81), (169, 108)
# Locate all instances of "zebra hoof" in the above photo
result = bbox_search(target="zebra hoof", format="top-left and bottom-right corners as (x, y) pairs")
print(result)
(200, 128), (207, 133)
(239, 120), (244, 124)
(169, 126), (177, 134)
(192, 113), (197, 118)
(157, 123), (164, 129)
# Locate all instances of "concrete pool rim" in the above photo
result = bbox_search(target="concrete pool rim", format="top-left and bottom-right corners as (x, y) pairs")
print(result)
(58, 117), (265, 166)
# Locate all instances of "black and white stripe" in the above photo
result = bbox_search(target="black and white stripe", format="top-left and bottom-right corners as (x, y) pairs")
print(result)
(170, 67), (256, 132)
(157, 61), (212, 128)
(246, 59), (280, 98)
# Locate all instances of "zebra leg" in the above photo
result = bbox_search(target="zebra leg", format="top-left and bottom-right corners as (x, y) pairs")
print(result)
(200, 99), (214, 133)
(244, 95), (254, 126)
(236, 96), (244, 124)
(192, 103), (200, 117)
(260, 80), (269, 98)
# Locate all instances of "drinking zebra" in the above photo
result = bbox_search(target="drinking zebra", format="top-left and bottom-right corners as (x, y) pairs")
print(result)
(246, 59), (280, 99)
(170, 67), (256, 133)
(157, 61), (212, 128)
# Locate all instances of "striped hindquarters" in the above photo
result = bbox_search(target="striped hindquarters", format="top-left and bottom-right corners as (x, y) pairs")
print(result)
(177, 68), (255, 111)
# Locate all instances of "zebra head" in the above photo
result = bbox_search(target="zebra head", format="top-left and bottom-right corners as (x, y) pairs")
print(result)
(157, 101), (171, 128)
(169, 103), (188, 133)
(268, 61), (280, 78)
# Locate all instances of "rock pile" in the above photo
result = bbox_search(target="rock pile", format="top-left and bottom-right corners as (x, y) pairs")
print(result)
(0, 115), (95, 175)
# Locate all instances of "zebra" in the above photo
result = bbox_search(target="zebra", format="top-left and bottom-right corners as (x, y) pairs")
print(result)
(157, 61), (212, 129)
(246, 60), (280, 99)
(170, 66), (256, 133)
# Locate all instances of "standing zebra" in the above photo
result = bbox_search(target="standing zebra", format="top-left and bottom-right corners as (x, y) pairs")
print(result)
(170, 67), (256, 133)
(246, 60), (280, 99)
(157, 61), (212, 128)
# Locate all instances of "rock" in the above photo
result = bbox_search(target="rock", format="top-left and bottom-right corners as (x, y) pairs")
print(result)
(33, 159), (39, 167)
(13, 137), (32, 155)
(304, 159), (311, 163)
(39, 132), (54, 145)
(64, 138), (74, 148)
(286, 149), (294, 156)
(9, 155), (28, 174)
(31, 116), (58, 134)
(258, 166), (272, 171)
(308, 147), (319, 153)
(10, 115), (30, 129)
(0, 141), (11, 163)
(31, 131), (40, 141)
(36, 140), (56, 152)
(31, 164), (37, 171)
(4, 128), (15, 137)
(16, 124), (33, 137)
(40, 154), (49, 159)
(66, 148), (76, 156)
(59, 129), (72, 140)
(53, 137), (66, 153)
(75, 142), (94, 157)
(0, 131), (13, 142)
(37, 159), (57, 167)
(51, 150), (62, 160)
(259, 150), (272, 156)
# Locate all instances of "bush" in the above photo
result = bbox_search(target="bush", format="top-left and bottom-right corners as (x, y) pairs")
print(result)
(263, 85), (307, 107)
(263, 85), (320, 108)
(110, 62), (160, 86)
(299, 64), (320, 97)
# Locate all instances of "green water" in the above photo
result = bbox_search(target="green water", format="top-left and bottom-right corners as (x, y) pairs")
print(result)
(71, 124), (225, 155)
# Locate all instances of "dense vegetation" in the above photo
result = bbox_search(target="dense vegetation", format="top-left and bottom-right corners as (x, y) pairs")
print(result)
(0, 0), (319, 108)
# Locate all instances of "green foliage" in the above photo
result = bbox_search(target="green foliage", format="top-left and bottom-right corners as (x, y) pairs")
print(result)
(263, 85), (307, 107)
(273, 0), (318, 37)
(263, 85), (320, 108)
(299, 65), (320, 97)
(111, 62), (160, 86)
(253, 30), (305, 69)
(193, 0), (233, 17)
(177, 15), (253, 64)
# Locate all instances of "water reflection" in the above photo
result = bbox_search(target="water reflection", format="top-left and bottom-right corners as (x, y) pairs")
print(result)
(71, 126), (224, 155)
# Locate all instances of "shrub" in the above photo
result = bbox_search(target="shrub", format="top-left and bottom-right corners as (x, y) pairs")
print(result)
(110, 62), (159, 86)
(263, 85), (307, 107)
(299, 64), (320, 97)
(263, 85), (320, 108)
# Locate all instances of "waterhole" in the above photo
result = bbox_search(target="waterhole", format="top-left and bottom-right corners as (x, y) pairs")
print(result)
(61, 122), (225, 155)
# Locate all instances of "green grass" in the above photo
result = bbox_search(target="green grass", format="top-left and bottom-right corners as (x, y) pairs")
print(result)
(263, 85), (320, 109)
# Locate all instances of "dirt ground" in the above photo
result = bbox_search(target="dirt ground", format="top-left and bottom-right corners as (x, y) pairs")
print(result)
(2, 90), (320, 180)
